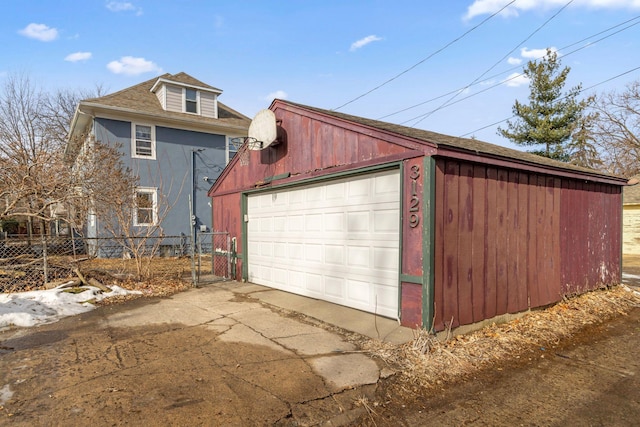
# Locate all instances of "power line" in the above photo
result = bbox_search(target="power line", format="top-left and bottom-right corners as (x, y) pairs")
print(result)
(458, 65), (640, 138)
(332, 0), (518, 111)
(406, 0), (575, 127)
(377, 15), (640, 121)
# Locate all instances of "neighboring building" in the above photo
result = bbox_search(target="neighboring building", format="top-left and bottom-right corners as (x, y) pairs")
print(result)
(209, 100), (627, 331)
(65, 72), (250, 245)
(623, 180), (640, 255)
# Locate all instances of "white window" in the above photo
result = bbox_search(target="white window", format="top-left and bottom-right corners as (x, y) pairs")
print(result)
(134, 187), (157, 226)
(185, 88), (198, 114)
(132, 123), (156, 159)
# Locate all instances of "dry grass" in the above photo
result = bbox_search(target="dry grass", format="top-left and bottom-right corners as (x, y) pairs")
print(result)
(361, 285), (640, 390)
(74, 257), (193, 303)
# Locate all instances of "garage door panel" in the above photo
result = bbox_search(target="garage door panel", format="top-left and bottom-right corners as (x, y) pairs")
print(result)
(248, 169), (400, 319)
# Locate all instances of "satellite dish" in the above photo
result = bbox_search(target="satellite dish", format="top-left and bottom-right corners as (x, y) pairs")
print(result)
(248, 109), (278, 150)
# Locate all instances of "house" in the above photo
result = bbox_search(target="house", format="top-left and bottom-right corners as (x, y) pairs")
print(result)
(209, 100), (627, 331)
(65, 72), (250, 251)
(623, 180), (640, 255)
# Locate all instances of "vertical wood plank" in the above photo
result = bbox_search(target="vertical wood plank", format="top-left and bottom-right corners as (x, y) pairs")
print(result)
(495, 168), (509, 316)
(535, 175), (548, 305)
(551, 178), (562, 301)
(507, 171), (519, 313)
(472, 165), (486, 322)
(433, 160), (446, 331)
(485, 167), (498, 318)
(457, 163), (474, 326)
(516, 172), (529, 312)
(443, 161), (460, 328)
(527, 174), (538, 308)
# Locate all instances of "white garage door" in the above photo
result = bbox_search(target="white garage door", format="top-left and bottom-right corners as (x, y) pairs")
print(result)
(247, 169), (400, 318)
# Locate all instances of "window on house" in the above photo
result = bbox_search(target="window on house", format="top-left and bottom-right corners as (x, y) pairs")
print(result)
(185, 88), (198, 113)
(132, 124), (155, 158)
(134, 188), (157, 226)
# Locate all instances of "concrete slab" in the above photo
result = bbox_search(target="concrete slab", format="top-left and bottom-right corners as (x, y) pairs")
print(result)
(230, 307), (325, 339)
(242, 287), (414, 344)
(104, 298), (223, 328)
(308, 354), (380, 392)
(274, 331), (356, 356)
(217, 323), (292, 356)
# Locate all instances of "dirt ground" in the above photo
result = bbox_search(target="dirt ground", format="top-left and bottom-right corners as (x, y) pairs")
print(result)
(0, 259), (639, 425)
(355, 305), (640, 426)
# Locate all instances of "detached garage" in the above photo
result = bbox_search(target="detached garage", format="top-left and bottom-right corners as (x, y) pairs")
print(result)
(209, 100), (627, 331)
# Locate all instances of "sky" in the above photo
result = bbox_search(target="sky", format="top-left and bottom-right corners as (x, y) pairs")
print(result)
(0, 0), (639, 150)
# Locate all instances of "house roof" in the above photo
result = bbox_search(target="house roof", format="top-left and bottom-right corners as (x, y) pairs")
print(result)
(65, 72), (251, 161)
(279, 100), (626, 183)
(79, 72), (249, 127)
(624, 178), (640, 204)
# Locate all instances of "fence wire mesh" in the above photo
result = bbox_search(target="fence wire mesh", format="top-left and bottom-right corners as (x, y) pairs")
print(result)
(0, 234), (197, 293)
(0, 233), (235, 293)
(195, 232), (231, 284)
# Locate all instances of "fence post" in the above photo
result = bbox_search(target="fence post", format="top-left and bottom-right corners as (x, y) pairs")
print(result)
(226, 234), (231, 280)
(188, 196), (197, 287)
(41, 234), (48, 285)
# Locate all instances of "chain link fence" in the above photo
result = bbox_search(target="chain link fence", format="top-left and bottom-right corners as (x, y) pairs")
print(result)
(195, 232), (232, 285)
(0, 232), (234, 293)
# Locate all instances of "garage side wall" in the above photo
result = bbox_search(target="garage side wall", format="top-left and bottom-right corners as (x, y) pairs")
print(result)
(433, 158), (623, 331)
(560, 181), (621, 293)
(434, 159), (564, 331)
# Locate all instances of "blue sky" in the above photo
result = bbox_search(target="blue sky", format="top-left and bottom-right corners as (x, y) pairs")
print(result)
(1, 0), (639, 149)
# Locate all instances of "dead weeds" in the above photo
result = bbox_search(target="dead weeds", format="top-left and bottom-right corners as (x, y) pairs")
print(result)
(361, 285), (640, 391)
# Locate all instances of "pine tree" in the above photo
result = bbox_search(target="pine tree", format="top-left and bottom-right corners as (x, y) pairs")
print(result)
(498, 49), (592, 162)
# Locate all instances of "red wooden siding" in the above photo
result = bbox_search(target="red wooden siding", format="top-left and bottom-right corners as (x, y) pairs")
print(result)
(400, 157), (425, 326)
(560, 181), (622, 293)
(213, 107), (415, 196)
(433, 158), (619, 331)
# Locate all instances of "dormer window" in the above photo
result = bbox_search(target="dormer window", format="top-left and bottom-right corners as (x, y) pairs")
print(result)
(185, 88), (198, 113)
(151, 77), (221, 118)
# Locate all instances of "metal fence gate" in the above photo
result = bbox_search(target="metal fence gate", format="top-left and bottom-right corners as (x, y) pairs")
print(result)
(195, 232), (232, 285)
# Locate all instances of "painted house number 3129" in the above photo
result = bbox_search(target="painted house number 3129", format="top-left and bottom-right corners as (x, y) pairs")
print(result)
(409, 165), (420, 228)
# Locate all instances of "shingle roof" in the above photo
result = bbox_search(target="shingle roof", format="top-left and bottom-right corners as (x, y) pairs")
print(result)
(624, 178), (640, 204)
(282, 100), (623, 181)
(81, 72), (250, 129)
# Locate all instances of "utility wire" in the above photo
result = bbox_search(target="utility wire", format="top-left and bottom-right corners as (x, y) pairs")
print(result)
(458, 65), (640, 138)
(407, 0), (575, 127)
(332, 0), (517, 111)
(377, 14), (640, 120)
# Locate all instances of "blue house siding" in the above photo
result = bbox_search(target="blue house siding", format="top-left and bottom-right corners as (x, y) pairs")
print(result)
(93, 118), (228, 238)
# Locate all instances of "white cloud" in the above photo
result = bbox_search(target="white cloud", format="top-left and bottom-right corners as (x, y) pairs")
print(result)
(350, 35), (383, 52)
(503, 72), (530, 87)
(106, 1), (143, 15)
(265, 90), (288, 100)
(521, 46), (558, 59)
(107, 56), (162, 75)
(65, 52), (92, 62)
(507, 57), (522, 65)
(465, 0), (640, 20)
(18, 23), (59, 42)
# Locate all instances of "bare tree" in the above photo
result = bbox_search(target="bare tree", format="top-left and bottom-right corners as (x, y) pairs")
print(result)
(591, 80), (640, 177)
(0, 73), (66, 236)
(0, 73), (106, 238)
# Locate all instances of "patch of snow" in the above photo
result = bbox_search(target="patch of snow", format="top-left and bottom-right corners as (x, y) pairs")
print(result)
(622, 273), (640, 280)
(0, 384), (13, 405)
(0, 284), (141, 330)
